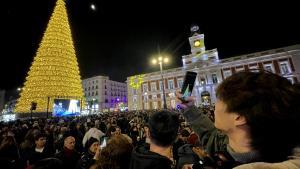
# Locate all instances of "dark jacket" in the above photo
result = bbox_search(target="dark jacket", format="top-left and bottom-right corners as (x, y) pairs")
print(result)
(26, 147), (53, 165)
(177, 144), (200, 169)
(0, 145), (20, 169)
(54, 148), (81, 169)
(129, 144), (174, 169)
(173, 138), (185, 162)
(76, 151), (96, 169)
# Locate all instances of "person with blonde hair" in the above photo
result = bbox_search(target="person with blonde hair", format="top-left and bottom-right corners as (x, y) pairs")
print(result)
(92, 135), (133, 169)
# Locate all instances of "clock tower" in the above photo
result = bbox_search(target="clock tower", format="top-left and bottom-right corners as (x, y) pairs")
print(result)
(189, 24), (205, 55)
(182, 24), (219, 68)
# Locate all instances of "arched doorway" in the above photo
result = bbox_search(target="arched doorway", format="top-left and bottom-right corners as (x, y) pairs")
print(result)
(201, 91), (211, 106)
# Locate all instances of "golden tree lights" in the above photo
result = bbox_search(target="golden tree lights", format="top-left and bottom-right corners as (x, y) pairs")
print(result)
(15, 0), (84, 113)
(129, 75), (145, 89)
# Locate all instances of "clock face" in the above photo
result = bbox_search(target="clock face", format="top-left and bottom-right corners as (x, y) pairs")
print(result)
(191, 25), (199, 32)
(194, 40), (201, 47)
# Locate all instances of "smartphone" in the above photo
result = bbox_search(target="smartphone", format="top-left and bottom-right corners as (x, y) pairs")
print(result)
(100, 137), (108, 148)
(180, 71), (197, 102)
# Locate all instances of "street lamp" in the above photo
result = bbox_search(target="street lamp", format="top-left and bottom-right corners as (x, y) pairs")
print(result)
(152, 56), (169, 109)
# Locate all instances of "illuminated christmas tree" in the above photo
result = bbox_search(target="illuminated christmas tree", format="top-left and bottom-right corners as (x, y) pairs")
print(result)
(15, 0), (84, 113)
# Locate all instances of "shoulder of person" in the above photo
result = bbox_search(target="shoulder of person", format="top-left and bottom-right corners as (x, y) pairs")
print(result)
(80, 152), (92, 160)
(234, 159), (300, 169)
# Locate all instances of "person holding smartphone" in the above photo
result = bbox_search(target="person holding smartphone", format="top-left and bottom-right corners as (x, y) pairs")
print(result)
(179, 71), (197, 104)
(176, 71), (300, 169)
(76, 137), (100, 169)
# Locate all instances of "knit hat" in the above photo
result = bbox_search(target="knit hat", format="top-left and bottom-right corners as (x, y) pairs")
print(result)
(84, 137), (99, 150)
(63, 131), (75, 141)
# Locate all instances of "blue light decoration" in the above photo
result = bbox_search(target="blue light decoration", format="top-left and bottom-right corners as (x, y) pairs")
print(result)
(176, 104), (183, 110)
(52, 99), (80, 117)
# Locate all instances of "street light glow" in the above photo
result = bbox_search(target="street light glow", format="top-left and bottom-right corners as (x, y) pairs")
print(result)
(17, 88), (21, 91)
(150, 54), (171, 109)
(164, 58), (169, 63)
(90, 4), (96, 11)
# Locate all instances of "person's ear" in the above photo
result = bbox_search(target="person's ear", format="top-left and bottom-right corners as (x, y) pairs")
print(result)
(234, 114), (247, 126)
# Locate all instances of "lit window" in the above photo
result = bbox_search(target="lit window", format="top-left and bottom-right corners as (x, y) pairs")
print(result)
(153, 102), (158, 109)
(159, 81), (163, 90)
(133, 97), (137, 103)
(177, 78), (183, 88)
(249, 64), (259, 72)
(280, 62), (291, 74)
(264, 64), (274, 73)
(143, 84), (148, 92)
(212, 74), (218, 84)
(168, 80), (174, 89)
(133, 89), (137, 95)
(151, 82), (157, 91)
(235, 66), (244, 72)
(144, 103), (148, 110)
(223, 70), (232, 79)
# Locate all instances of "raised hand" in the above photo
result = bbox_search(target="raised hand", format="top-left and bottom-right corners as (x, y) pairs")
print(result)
(176, 91), (195, 110)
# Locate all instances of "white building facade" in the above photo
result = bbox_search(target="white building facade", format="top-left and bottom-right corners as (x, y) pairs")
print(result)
(82, 76), (127, 112)
(127, 25), (300, 111)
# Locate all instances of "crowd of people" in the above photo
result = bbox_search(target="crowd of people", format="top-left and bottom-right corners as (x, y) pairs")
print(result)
(0, 71), (300, 169)
(0, 107), (199, 169)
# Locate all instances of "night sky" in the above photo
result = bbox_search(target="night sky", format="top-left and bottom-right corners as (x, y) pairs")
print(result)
(1, 0), (299, 90)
